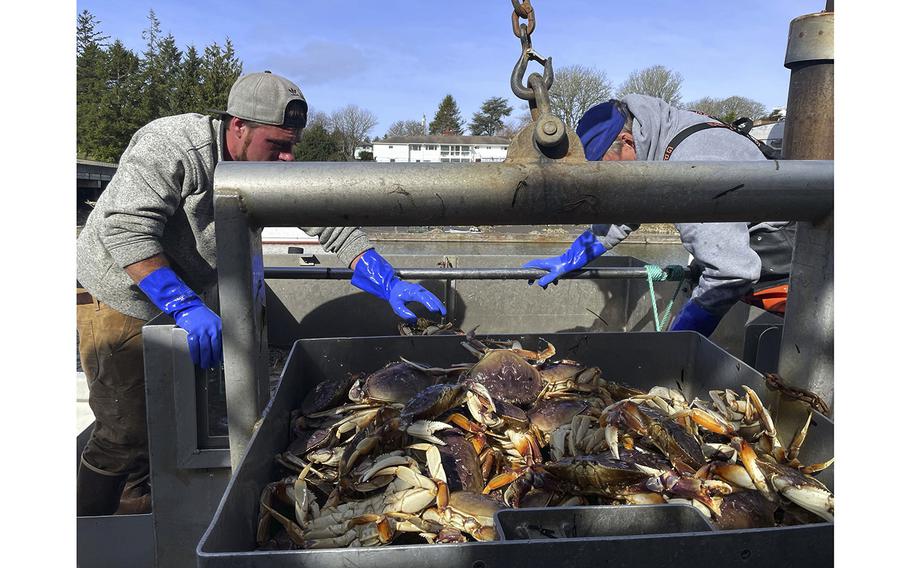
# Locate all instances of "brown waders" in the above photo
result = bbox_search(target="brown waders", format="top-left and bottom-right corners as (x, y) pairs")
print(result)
(76, 288), (151, 515)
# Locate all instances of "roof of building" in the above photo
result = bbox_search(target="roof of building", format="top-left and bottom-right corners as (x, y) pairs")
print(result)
(380, 135), (511, 145)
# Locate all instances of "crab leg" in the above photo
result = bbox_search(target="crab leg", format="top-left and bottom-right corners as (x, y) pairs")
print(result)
(732, 438), (775, 501)
(670, 408), (737, 437)
(787, 411), (813, 463)
(800, 457), (834, 475)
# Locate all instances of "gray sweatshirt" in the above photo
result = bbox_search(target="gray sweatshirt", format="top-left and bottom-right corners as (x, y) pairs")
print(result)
(592, 94), (771, 315)
(76, 113), (372, 320)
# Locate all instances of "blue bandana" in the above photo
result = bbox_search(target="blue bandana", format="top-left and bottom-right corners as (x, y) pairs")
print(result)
(576, 101), (625, 161)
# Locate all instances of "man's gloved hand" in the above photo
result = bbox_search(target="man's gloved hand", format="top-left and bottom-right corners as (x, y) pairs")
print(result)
(523, 230), (607, 288)
(669, 299), (723, 337)
(351, 249), (447, 322)
(138, 266), (223, 369)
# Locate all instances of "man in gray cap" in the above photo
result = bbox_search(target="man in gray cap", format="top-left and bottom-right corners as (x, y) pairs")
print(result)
(76, 71), (445, 515)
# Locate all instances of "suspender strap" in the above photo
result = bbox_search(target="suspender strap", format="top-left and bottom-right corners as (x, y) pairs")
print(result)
(662, 116), (778, 160)
(662, 121), (730, 160)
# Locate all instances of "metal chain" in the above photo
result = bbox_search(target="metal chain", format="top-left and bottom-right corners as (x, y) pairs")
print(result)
(509, 0), (553, 104)
(508, 0), (567, 152)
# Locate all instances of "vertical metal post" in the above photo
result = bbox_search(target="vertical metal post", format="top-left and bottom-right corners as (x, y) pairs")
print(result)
(215, 191), (271, 469)
(777, 5), (834, 412)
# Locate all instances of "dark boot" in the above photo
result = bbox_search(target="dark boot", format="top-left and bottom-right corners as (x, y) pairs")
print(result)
(116, 478), (152, 515)
(115, 493), (152, 515)
(77, 460), (127, 516)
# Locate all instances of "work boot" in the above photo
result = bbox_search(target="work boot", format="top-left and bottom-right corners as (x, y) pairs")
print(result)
(77, 459), (127, 516)
(115, 479), (152, 515)
(115, 493), (152, 515)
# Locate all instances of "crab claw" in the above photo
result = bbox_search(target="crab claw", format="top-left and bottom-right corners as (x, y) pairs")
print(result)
(406, 420), (452, 445)
(360, 455), (415, 483)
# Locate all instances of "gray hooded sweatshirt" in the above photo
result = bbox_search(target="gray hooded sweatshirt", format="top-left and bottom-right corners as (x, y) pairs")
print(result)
(592, 94), (773, 315)
(76, 113), (372, 320)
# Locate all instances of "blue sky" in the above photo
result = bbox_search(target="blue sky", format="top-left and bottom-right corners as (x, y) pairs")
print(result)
(78, 0), (822, 136)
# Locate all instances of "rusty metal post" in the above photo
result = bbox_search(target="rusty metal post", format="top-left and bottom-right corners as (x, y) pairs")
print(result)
(777, 4), (835, 414)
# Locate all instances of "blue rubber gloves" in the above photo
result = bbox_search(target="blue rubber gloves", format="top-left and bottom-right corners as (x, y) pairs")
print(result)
(524, 230), (607, 288)
(669, 299), (723, 337)
(350, 249), (447, 322)
(138, 266), (223, 369)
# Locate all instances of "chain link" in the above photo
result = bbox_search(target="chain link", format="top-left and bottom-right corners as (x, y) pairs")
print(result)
(511, 0), (535, 37)
(507, 0), (571, 157)
(509, 0), (552, 104)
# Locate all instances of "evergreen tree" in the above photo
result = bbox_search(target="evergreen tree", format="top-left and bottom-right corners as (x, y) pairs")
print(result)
(295, 124), (346, 161)
(172, 45), (203, 115)
(199, 38), (243, 113)
(157, 34), (184, 115)
(76, 10), (109, 159)
(137, 10), (164, 125)
(428, 95), (464, 135)
(75, 13), (245, 161)
(92, 40), (144, 161)
(469, 96), (513, 136)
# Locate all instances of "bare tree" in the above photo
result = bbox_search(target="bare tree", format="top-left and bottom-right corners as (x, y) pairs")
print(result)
(685, 96), (767, 122)
(496, 109), (532, 138)
(330, 104), (379, 160)
(548, 65), (613, 131)
(306, 110), (332, 129)
(385, 119), (425, 138)
(617, 65), (684, 106)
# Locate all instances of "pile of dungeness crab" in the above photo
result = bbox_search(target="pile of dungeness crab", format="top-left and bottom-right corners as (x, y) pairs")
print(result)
(256, 330), (833, 549)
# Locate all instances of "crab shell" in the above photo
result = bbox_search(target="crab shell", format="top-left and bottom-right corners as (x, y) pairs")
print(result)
(467, 350), (543, 406)
(300, 374), (359, 415)
(400, 383), (471, 426)
(715, 489), (778, 530)
(528, 399), (590, 434)
(436, 431), (485, 493)
(540, 454), (652, 497)
(350, 362), (436, 405)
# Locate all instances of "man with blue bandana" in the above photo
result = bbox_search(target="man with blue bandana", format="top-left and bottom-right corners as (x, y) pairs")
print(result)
(524, 94), (794, 337)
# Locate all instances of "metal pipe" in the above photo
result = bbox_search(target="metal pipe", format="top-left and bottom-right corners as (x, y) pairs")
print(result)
(213, 160), (832, 227)
(263, 266), (691, 281)
(777, 6), (835, 415)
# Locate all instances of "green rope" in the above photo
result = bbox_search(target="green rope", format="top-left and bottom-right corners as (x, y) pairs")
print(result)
(644, 264), (687, 331)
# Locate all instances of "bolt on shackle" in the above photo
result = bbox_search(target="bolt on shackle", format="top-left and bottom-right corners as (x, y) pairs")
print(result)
(509, 0), (567, 150)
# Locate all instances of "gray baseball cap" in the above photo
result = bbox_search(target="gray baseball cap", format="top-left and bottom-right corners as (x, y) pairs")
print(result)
(212, 71), (307, 127)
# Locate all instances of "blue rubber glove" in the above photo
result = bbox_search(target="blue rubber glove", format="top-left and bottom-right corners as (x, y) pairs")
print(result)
(669, 299), (724, 337)
(523, 230), (607, 288)
(350, 249), (447, 322)
(138, 266), (223, 369)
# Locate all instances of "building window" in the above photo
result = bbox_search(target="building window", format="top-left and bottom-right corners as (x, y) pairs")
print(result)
(486, 146), (491, 149)
(389, 159), (395, 163)
(410, 144), (421, 151)
(389, 145), (394, 149)
(415, 160), (420, 163)
(426, 145), (437, 150)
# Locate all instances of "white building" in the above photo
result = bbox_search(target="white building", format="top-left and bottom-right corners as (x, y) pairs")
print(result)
(372, 135), (511, 163)
(750, 120), (785, 153)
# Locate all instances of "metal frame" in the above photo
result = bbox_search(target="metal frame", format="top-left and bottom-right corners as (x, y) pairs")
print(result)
(263, 265), (692, 280)
(215, 159), (833, 466)
(143, 315), (233, 568)
(777, 8), (835, 414)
